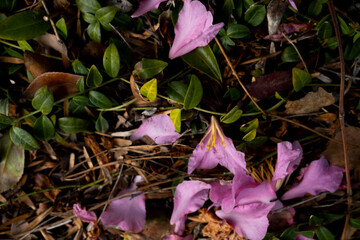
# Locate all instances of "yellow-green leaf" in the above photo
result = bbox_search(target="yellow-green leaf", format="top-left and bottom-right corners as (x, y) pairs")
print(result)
(140, 78), (157, 101)
(170, 109), (182, 133)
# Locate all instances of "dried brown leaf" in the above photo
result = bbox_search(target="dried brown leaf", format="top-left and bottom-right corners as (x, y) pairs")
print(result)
(285, 87), (335, 115)
(34, 173), (60, 202)
(24, 50), (64, 78)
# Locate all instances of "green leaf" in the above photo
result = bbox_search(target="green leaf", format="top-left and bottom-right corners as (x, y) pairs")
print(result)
(58, 117), (91, 134)
(10, 126), (39, 150)
(344, 39), (360, 61)
(32, 86), (54, 115)
(170, 109), (181, 133)
(140, 78), (157, 101)
(280, 226), (297, 240)
(87, 21), (101, 43)
(134, 59), (168, 79)
(181, 45), (222, 84)
(219, 0), (234, 24)
(234, 0), (243, 18)
(183, 75), (203, 110)
(316, 226), (334, 240)
(55, 18), (68, 39)
(33, 115), (55, 141)
(296, 231), (315, 239)
(317, 16), (333, 39)
(337, 16), (351, 35)
(350, 218), (360, 229)
(309, 215), (324, 226)
(83, 13), (97, 24)
(68, 96), (88, 115)
(223, 88), (241, 101)
(86, 65), (103, 87)
(17, 40), (33, 52)
(242, 129), (256, 141)
(281, 45), (301, 62)
(95, 7), (117, 30)
(72, 59), (89, 75)
(320, 213), (345, 223)
(240, 118), (258, 133)
(244, 5), (266, 27)
(220, 105), (242, 124)
(167, 81), (187, 103)
(0, 131), (24, 193)
(95, 114), (109, 133)
(0, 114), (12, 130)
(292, 68), (312, 92)
(89, 90), (113, 108)
(103, 43), (120, 77)
(308, 0), (325, 17)
(0, 98), (9, 115)
(0, 11), (50, 40)
(244, 0), (254, 8)
(246, 136), (267, 148)
(76, 77), (85, 93)
(227, 24), (250, 39)
(76, 0), (101, 14)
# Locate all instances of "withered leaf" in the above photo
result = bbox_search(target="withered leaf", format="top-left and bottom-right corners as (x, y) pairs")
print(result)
(23, 72), (82, 99)
(34, 173), (60, 202)
(246, 71), (292, 100)
(24, 50), (63, 78)
(267, 0), (289, 35)
(285, 87), (335, 115)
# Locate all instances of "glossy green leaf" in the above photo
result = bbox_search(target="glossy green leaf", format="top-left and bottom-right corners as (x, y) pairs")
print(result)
(89, 90), (113, 108)
(33, 115), (55, 141)
(244, 5), (266, 27)
(223, 88), (241, 101)
(103, 43), (120, 77)
(181, 45), (222, 84)
(88, 21), (101, 43)
(140, 78), (157, 101)
(350, 218), (360, 229)
(0, 98), (9, 115)
(280, 226), (297, 240)
(95, 114), (109, 133)
(240, 118), (258, 133)
(167, 81), (187, 103)
(337, 16), (350, 35)
(0, 131), (24, 193)
(0, 114), (12, 130)
(95, 7), (117, 30)
(170, 109), (181, 133)
(0, 11), (50, 40)
(243, 0), (254, 8)
(316, 226), (334, 240)
(76, 0), (101, 14)
(344, 39), (360, 61)
(68, 96), (88, 115)
(242, 129), (256, 141)
(134, 59), (168, 79)
(10, 126), (39, 150)
(56, 18), (68, 39)
(76, 77), (85, 93)
(183, 75), (203, 110)
(58, 117), (91, 134)
(246, 136), (267, 148)
(83, 13), (97, 24)
(308, 0), (326, 17)
(292, 68), (312, 92)
(72, 59), (89, 75)
(281, 45), (300, 62)
(227, 24), (250, 38)
(86, 65), (103, 87)
(32, 86), (54, 115)
(309, 215), (324, 226)
(296, 231), (315, 239)
(220, 106), (242, 124)
(17, 40), (33, 52)
(317, 21), (333, 39)
(4, 47), (23, 59)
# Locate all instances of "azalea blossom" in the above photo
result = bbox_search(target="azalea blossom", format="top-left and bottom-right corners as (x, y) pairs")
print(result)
(281, 156), (344, 200)
(100, 176), (146, 232)
(187, 116), (247, 174)
(170, 180), (211, 235)
(131, 0), (167, 18)
(288, 0), (298, 10)
(130, 114), (180, 144)
(168, 0), (224, 59)
(162, 234), (193, 240)
(73, 204), (97, 225)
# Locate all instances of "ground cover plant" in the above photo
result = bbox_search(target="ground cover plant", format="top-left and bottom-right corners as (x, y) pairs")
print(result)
(0, 0), (360, 239)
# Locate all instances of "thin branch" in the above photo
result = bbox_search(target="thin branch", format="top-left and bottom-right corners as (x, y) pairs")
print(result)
(40, 0), (61, 42)
(282, 32), (309, 72)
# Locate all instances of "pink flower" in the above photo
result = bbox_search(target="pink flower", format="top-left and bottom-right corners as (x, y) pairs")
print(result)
(73, 204), (97, 225)
(168, 0), (224, 59)
(187, 116), (247, 174)
(281, 156), (344, 200)
(131, 0), (167, 18)
(162, 234), (193, 240)
(130, 114), (180, 144)
(294, 234), (315, 240)
(100, 176), (146, 232)
(170, 180), (211, 235)
(289, 0), (298, 10)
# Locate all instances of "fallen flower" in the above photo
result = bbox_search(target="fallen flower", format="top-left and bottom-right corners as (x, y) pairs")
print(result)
(162, 234), (193, 240)
(73, 204), (97, 225)
(100, 177), (146, 232)
(281, 156), (344, 200)
(187, 116), (247, 174)
(130, 114), (181, 144)
(170, 180), (211, 235)
(168, 0), (224, 59)
(131, 0), (167, 18)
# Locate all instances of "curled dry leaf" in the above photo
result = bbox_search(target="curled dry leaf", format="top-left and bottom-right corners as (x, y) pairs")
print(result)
(34, 173), (60, 202)
(23, 72), (82, 99)
(34, 33), (69, 59)
(246, 71), (292, 100)
(130, 74), (161, 106)
(24, 50), (64, 78)
(285, 87), (335, 115)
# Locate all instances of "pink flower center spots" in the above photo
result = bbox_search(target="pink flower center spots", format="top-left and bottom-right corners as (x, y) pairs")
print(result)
(200, 116), (226, 152)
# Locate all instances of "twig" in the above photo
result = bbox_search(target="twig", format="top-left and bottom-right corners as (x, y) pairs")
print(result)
(109, 23), (135, 53)
(327, 1), (352, 239)
(214, 37), (266, 115)
(40, 0), (61, 42)
(282, 32), (309, 72)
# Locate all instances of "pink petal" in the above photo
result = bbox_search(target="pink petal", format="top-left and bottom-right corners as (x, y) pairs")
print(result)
(163, 234), (193, 240)
(209, 180), (233, 210)
(73, 204), (97, 225)
(100, 180), (146, 232)
(170, 180), (211, 235)
(272, 141), (303, 181)
(235, 180), (277, 206)
(288, 0), (298, 10)
(131, 0), (167, 18)
(130, 114), (181, 144)
(268, 200), (296, 227)
(168, 0), (224, 59)
(281, 156), (344, 200)
(294, 234), (315, 240)
(216, 202), (275, 240)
